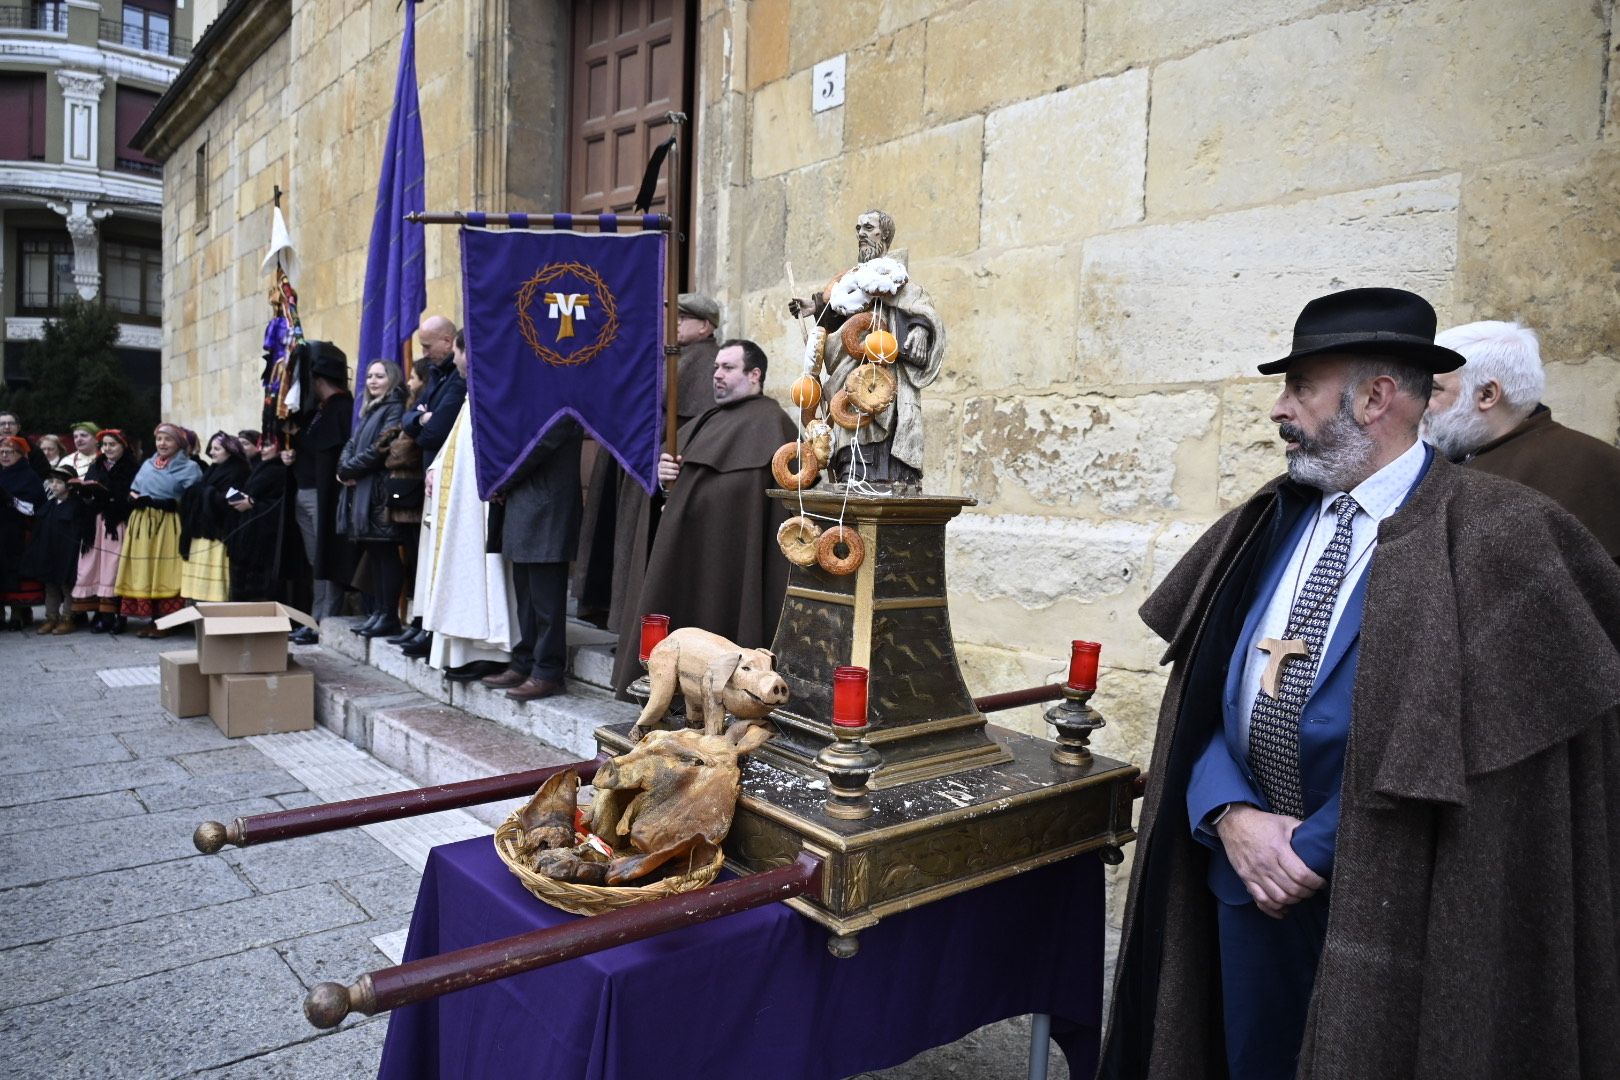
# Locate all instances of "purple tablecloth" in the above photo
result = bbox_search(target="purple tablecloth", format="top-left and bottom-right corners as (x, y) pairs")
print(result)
(377, 837), (1104, 1080)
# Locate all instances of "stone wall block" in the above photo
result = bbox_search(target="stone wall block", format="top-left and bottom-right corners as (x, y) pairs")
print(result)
(1542, 356), (1620, 446)
(920, 397), (959, 494)
(1454, 147), (1620, 381)
(835, 117), (983, 260)
(1085, 0), (1331, 76)
(787, 0), (861, 74)
(844, 24), (926, 151)
(916, 245), (1081, 395)
(735, 175), (789, 293)
(1146, 0), (1607, 217)
(981, 69), (1147, 248)
(747, 0), (791, 90)
(945, 514), (1168, 668)
(922, 0), (1083, 122)
(1218, 379), (1285, 506)
(954, 642), (1067, 738)
(1078, 177), (1460, 385)
(750, 69), (844, 179)
(959, 391), (1218, 516)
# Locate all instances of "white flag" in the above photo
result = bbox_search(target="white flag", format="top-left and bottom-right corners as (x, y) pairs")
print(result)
(260, 206), (298, 279)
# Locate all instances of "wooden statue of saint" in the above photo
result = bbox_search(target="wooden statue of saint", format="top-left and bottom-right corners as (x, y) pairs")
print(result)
(787, 210), (946, 492)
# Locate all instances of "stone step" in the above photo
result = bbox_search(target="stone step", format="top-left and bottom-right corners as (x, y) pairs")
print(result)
(316, 617), (619, 694)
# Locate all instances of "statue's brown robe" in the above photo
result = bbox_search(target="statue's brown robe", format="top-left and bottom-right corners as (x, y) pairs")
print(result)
(611, 394), (797, 695)
(1101, 454), (1620, 1080)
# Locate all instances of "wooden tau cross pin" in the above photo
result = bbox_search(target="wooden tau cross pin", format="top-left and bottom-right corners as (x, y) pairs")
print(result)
(1257, 638), (1310, 697)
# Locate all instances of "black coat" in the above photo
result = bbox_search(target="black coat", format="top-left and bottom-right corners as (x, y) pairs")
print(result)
(499, 418), (583, 564)
(403, 360), (465, 467)
(20, 496), (81, 590)
(225, 457), (298, 601)
(338, 388), (406, 543)
(291, 391), (356, 582)
(179, 456), (249, 558)
(74, 453), (138, 549)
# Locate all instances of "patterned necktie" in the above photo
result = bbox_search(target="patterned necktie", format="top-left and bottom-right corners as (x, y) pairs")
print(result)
(1248, 494), (1360, 818)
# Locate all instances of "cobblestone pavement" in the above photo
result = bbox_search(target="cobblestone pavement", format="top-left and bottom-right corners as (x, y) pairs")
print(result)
(0, 623), (1069, 1080)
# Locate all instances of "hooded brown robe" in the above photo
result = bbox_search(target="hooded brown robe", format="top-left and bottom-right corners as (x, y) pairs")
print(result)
(574, 338), (720, 627)
(610, 392), (797, 694)
(1100, 455), (1620, 1080)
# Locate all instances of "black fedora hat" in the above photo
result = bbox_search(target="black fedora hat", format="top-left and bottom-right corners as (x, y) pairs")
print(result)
(1259, 287), (1466, 375)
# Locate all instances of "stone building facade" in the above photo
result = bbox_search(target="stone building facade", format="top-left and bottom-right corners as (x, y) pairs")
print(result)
(141, 0), (1618, 926)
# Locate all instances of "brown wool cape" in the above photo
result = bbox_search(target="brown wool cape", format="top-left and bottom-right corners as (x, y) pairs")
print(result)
(610, 393), (798, 694)
(1100, 455), (1620, 1080)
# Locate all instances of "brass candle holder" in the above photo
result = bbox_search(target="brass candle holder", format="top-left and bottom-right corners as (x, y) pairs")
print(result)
(1045, 640), (1105, 767)
(817, 665), (881, 819)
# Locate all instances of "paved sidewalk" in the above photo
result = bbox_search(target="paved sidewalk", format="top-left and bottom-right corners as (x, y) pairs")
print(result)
(0, 627), (413, 1078)
(0, 624), (1070, 1080)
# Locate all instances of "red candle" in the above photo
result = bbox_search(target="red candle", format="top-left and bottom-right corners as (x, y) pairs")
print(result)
(1067, 640), (1101, 691)
(831, 666), (869, 729)
(639, 614), (671, 662)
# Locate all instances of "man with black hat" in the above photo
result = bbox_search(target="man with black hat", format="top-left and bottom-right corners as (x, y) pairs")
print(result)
(1101, 288), (1620, 1080)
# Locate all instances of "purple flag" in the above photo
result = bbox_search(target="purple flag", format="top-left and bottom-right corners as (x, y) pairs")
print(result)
(460, 227), (666, 499)
(355, 0), (425, 415)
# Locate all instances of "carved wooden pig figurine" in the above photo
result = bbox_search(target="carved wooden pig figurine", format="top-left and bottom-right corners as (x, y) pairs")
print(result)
(588, 722), (774, 884)
(631, 627), (789, 740)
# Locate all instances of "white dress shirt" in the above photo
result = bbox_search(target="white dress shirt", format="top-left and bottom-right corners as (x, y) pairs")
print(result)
(1235, 438), (1428, 747)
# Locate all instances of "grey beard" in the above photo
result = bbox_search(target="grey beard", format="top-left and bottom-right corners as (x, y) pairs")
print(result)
(1283, 395), (1378, 492)
(856, 241), (882, 262)
(1420, 396), (1494, 461)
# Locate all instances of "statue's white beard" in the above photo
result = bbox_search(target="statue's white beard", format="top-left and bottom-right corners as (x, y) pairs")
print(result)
(1420, 392), (1494, 461)
(857, 240), (882, 262)
(1283, 391), (1378, 492)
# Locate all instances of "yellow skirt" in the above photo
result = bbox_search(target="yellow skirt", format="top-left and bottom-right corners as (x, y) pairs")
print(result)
(181, 537), (231, 603)
(114, 507), (184, 601)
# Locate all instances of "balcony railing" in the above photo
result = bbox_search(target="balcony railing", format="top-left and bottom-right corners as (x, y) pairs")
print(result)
(115, 157), (162, 177)
(0, 5), (67, 32)
(98, 18), (191, 58)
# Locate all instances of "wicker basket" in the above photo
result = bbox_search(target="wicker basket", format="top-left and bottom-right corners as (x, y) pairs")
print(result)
(492, 812), (726, 917)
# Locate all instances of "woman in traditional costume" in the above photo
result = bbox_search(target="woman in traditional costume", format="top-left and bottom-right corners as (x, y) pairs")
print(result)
(179, 432), (250, 604)
(115, 422), (202, 637)
(60, 423), (99, 478)
(73, 430), (138, 633)
(36, 434), (66, 472)
(224, 434), (296, 602)
(338, 360), (407, 638)
(0, 436), (46, 629)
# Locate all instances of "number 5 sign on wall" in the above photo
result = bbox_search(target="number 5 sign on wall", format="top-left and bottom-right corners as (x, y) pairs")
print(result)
(812, 55), (845, 113)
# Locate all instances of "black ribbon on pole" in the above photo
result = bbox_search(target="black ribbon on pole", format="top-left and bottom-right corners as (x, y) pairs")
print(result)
(633, 135), (677, 213)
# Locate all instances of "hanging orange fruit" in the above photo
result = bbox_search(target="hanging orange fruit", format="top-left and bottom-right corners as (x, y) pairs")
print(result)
(790, 375), (822, 410)
(864, 329), (899, 364)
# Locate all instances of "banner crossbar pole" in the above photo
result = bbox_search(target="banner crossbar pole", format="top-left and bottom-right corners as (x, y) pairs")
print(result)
(406, 211), (671, 231)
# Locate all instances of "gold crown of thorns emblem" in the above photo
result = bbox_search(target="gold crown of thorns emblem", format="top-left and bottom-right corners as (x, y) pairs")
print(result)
(515, 262), (622, 367)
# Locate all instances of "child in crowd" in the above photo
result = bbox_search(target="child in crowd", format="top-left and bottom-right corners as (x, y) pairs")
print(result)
(22, 466), (84, 634)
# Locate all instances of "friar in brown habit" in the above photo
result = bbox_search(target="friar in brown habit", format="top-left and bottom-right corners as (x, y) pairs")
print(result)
(573, 293), (721, 629)
(1100, 289), (1620, 1080)
(611, 338), (797, 695)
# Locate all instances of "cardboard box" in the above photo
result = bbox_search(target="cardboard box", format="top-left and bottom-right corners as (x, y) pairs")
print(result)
(208, 661), (315, 738)
(159, 650), (209, 718)
(155, 602), (315, 676)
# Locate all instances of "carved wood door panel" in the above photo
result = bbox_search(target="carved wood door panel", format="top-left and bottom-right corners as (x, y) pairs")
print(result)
(567, 0), (691, 220)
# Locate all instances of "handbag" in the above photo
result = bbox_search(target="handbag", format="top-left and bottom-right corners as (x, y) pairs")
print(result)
(384, 476), (424, 511)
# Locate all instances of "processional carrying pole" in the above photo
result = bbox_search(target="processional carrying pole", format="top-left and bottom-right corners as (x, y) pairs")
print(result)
(194, 682), (1079, 854)
(659, 111), (687, 460)
(303, 851), (823, 1028)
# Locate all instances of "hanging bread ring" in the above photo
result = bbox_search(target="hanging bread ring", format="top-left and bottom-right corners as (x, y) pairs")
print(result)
(845, 363), (896, 414)
(829, 390), (872, 431)
(816, 525), (865, 576)
(839, 312), (875, 357)
(777, 516), (822, 567)
(771, 441), (820, 490)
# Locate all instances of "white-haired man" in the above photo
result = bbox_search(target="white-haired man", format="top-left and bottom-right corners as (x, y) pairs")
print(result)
(1423, 320), (1620, 561)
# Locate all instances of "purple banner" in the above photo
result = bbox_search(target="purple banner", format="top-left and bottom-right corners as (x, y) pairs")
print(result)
(460, 227), (666, 499)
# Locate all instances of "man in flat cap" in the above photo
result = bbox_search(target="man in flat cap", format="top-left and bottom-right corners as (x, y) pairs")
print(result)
(1100, 288), (1620, 1080)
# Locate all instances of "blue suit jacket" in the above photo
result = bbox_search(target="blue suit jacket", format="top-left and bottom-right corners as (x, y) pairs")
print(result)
(1186, 450), (1431, 904)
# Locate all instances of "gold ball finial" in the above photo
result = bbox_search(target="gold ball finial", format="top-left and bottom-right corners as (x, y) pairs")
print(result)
(304, 982), (352, 1029)
(194, 821), (228, 854)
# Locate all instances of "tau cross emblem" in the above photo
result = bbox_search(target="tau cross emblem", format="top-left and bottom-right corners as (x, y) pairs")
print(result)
(1256, 638), (1310, 698)
(543, 292), (591, 340)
